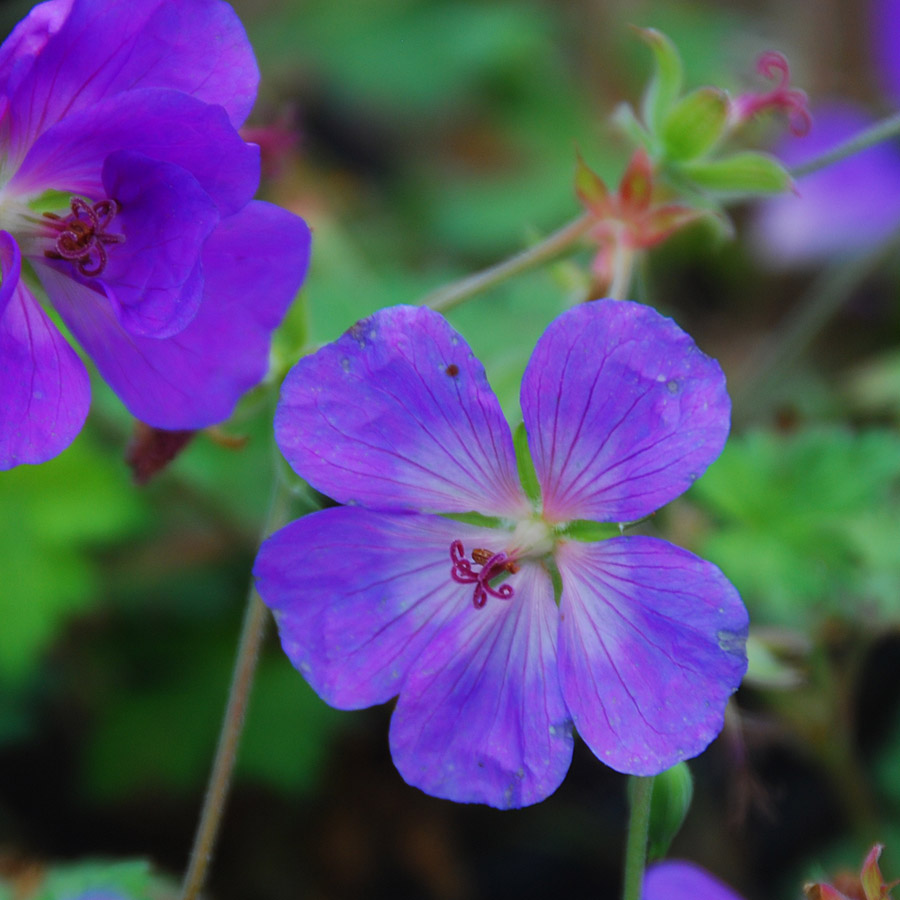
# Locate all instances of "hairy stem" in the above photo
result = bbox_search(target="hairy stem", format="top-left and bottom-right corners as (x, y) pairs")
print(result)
(422, 212), (595, 312)
(789, 110), (900, 178)
(622, 775), (655, 900)
(179, 471), (295, 900)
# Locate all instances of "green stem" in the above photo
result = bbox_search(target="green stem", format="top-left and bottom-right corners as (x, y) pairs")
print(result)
(179, 469), (295, 900)
(421, 212), (595, 312)
(622, 775), (655, 900)
(789, 110), (900, 178)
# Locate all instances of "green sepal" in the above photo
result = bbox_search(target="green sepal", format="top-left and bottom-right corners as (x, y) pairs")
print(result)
(546, 554), (564, 606)
(28, 189), (71, 216)
(574, 150), (610, 214)
(660, 87), (729, 162)
(514, 422), (542, 506)
(555, 519), (622, 542)
(442, 511), (507, 528)
(680, 151), (794, 195)
(643, 762), (695, 861)
(637, 27), (684, 135)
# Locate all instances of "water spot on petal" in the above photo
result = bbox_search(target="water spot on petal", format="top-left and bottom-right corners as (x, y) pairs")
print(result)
(667, 379), (680, 394)
(717, 627), (746, 655)
(340, 357), (351, 372)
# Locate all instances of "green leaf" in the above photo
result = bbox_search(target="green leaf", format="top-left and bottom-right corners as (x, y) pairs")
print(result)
(679, 151), (793, 195)
(637, 27), (685, 135)
(660, 87), (728, 161)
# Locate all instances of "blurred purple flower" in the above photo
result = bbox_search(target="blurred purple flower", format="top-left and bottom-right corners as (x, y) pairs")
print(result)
(643, 860), (745, 900)
(751, 0), (900, 267)
(871, 0), (900, 102)
(254, 300), (748, 808)
(751, 104), (900, 266)
(0, 0), (311, 469)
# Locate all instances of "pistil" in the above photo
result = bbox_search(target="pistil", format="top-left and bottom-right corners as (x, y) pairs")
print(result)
(43, 196), (125, 276)
(449, 540), (518, 608)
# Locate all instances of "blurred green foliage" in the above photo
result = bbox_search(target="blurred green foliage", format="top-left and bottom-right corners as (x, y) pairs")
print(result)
(692, 428), (900, 627)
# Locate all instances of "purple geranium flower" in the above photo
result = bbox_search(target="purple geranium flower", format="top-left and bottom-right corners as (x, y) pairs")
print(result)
(254, 300), (748, 808)
(0, 0), (311, 469)
(643, 861), (745, 900)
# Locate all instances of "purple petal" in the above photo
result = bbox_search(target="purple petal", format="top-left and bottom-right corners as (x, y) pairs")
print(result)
(521, 300), (730, 524)
(39, 201), (309, 428)
(275, 305), (529, 517)
(3, 0), (257, 164)
(11, 88), (259, 217)
(0, 232), (90, 469)
(556, 536), (747, 775)
(390, 561), (573, 808)
(0, 0), (71, 103)
(871, 0), (900, 107)
(255, 508), (507, 708)
(644, 861), (745, 900)
(751, 103), (900, 266)
(85, 150), (218, 338)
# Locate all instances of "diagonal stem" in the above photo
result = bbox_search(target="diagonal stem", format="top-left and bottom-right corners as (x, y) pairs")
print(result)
(421, 212), (595, 312)
(788, 110), (900, 178)
(179, 469), (296, 900)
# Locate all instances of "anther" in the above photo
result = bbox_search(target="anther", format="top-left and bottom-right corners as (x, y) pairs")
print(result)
(43, 196), (125, 276)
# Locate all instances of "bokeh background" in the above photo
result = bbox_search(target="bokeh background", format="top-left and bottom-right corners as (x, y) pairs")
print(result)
(2, 0), (900, 898)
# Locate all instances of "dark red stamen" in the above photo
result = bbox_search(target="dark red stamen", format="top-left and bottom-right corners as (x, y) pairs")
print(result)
(43, 197), (125, 276)
(449, 540), (518, 609)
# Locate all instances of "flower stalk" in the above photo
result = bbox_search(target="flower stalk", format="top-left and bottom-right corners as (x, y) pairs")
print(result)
(422, 212), (595, 312)
(622, 775), (656, 900)
(179, 466), (296, 900)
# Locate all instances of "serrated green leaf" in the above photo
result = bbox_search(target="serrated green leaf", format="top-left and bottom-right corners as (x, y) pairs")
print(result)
(660, 87), (728, 161)
(637, 27), (684, 135)
(679, 151), (793, 195)
(692, 427), (900, 624)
